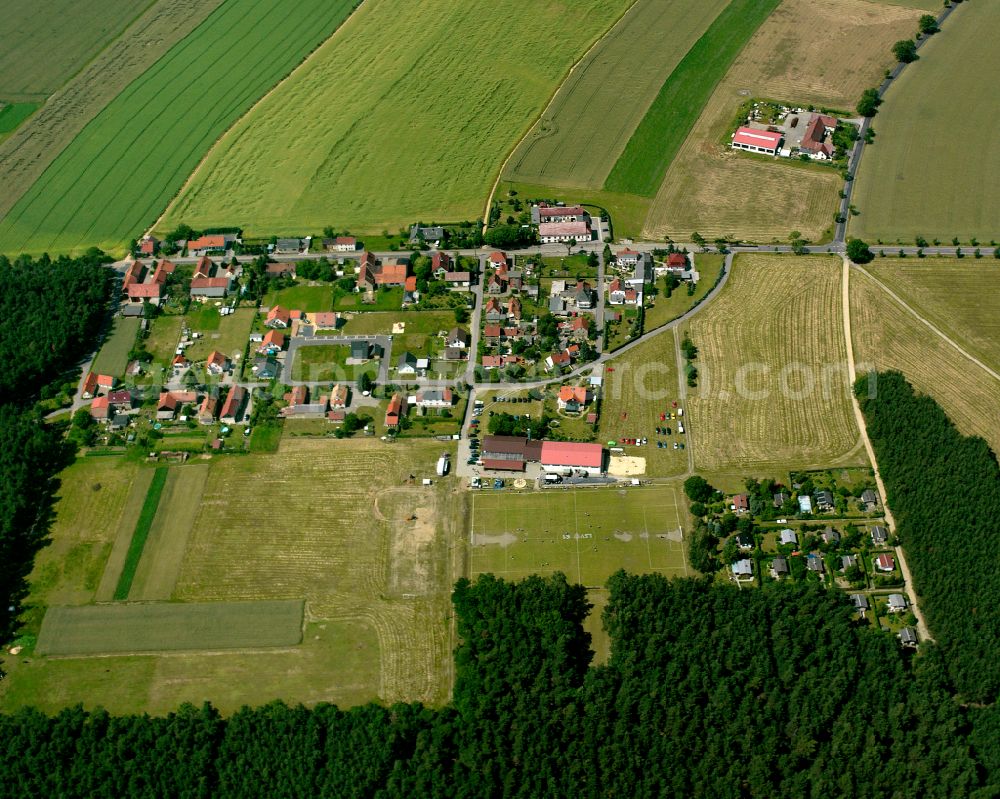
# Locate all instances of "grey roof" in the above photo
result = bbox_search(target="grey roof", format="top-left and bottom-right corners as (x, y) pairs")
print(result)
(822, 527), (840, 543)
(121, 305), (144, 317)
(779, 529), (798, 545)
(397, 352), (417, 369)
(771, 557), (789, 574)
(861, 489), (878, 503)
(798, 495), (813, 512)
(850, 594), (869, 610)
(111, 414), (130, 429)
(841, 554), (858, 570)
(253, 356), (279, 378)
(871, 525), (888, 542)
(549, 296), (566, 313)
(899, 627), (918, 645)
(448, 326), (470, 344)
(806, 556), (824, 572)
(773, 492), (789, 506)
(888, 594), (908, 610)
(731, 559), (753, 576)
(351, 340), (370, 358)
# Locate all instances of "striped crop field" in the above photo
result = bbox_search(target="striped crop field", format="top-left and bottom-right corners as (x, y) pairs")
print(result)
(503, 0), (729, 192)
(684, 254), (862, 473)
(36, 600), (304, 656)
(604, 0), (781, 196)
(0, 0), (357, 257)
(157, 0), (630, 238)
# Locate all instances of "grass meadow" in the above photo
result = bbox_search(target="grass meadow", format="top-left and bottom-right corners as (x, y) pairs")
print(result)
(643, 0), (920, 243)
(158, 0), (631, 238)
(504, 0), (729, 191)
(1, 439), (463, 714)
(0, 102), (38, 140)
(264, 284), (335, 313)
(0, 0), (224, 225)
(0, 0), (142, 100)
(850, 2), (1000, 242)
(604, 0), (782, 196)
(684, 254), (863, 473)
(849, 266), (1000, 456)
(0, 0), (356, 256)
(113, 466), (169, 600)
(91, 316), (140, 377)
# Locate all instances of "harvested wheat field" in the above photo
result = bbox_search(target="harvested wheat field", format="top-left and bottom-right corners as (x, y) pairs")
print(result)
(849, 266), (1000, 454)
(685, 254), (861, 472)
(864, 259), (1000, 372)
(643, 0), (921, 243)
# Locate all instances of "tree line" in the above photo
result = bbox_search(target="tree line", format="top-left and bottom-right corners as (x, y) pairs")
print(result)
(2, 572), (997, 796)
(857, 370), (1000, 704)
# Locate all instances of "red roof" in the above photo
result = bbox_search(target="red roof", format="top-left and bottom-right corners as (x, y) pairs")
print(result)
(260, 330), (285, 349)
(538, 205), (586, 218)
(188, 234), (227, 250)
(284, 385), (308, 406)
(127, 281), (163, 299)
(539, 221), (589, 237)
(431, 252), (452, 269)
(539, 441), (603, 469)
(732, 127), (782, 150)
(875, 554), (896, 571)
(312, 312), (338, 328)
(482, 355), (502, 368)
(139, 236), (157, 254)
(90, 396), (110, 418)
(190, 277), (229, 289)
(267, 306), (290, 326)
(558, 386), (588, 404)
(97, 374), (115, 387)
(667, 253), (687, 267)
(206, 350), (228, 368)
(488, 251), (507, 265)
(484, 325), (502, 337)
(377, 262), (408, 285)
(405, 275), (417, 292)
(482, 458), (525, 472)
(219, 386), (246, 419)
(385, 393), (402, 427)
(82, 372), (98, 395)
(335, 236), (356, 246)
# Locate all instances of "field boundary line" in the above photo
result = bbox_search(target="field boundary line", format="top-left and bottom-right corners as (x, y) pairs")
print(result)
(842, 257), (932, 642)
(114, 466), (169, 601)
(480, 0), (643, 229)
(854, 264), (1000, 384)
(147, 0), (368, 238)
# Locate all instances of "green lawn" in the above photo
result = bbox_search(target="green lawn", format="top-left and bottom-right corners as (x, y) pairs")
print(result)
(264, 284), (335, 313)
(0, 102), (39, 139)
(539, 253), (596, 278)
(850, 2), (1000, 242)
(342, 311), (453, 358)
(642, 253), (723, 331)
(290, 345), (379, 383)
(469, 485), (688, 587)
(157, 0), (632, 237)
(91, 316), (140, 376)
(604, 0), (782, 196)
(143, 314), (185, 369)
(335, 287), (404, 311)
(0, 0), (357, 255)
(183, 307), (254, 363)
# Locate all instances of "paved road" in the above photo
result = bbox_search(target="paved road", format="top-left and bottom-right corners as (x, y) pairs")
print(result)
(840, 256), (932, 642)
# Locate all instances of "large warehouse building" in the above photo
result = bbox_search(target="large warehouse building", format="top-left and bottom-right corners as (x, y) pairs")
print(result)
(480, 436), (606, 476)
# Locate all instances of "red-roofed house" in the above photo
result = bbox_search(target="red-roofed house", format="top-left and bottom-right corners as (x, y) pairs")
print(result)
(266, 306), (291, 328)
(284, 386), (308, 407)
(537, 205), (588, 223)
(431, 252), (453, 276)
(82, 372), (99, 398)
(219, 386), (247, 424)
(333, 236), (357, 251)
(97, 374), (116, 390)
(482, 355), (503, 368)
(485, 297), (504, 321)
(108, 389), (133, 411)
(731, 127), (782, 155)
(799, 113), (837, 160)
(557, 385), (591, 411)
(488, 251), (508, 268)
(507, 297), (521, 320)
(90, 395), (111, 420)
(608, 278), (626, 305)
(258, 330), (285, 354)
(172, 354), (190, 371)
(358, 255), (408, 291)
(139, 235), (158, 256)
(539, 441), (604, 476)
(732, 494), (749, 514)
(875, 553), (896, 572)
(385, 393), (403, 429)
(616, 249), (640, 267)
(187, 234), (234, 256)
(405, 275), (417, 292)
(123, 260), (166, 304)
(546, 350), (571, 371)
(483, 325), (502, 345)
(198, 395), (218, 425)
(667, 253), (688, 269)
(312, 311), (338, 330)
(330, 384), (349, 409)
(206, 350), (230, 375)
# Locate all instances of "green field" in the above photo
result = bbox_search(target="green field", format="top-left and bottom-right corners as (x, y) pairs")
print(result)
(91, 316), (140, 377)
(184, 306), (255, 363)
(158, 0), (631, 237)
(37, 600), (304, 655)
(113, 467), (169, 600)
(604, 0), (782, 195)
(335, 288), (404, 312)
(290, 345), (379, 382)
(0, 0), (357, 256)
(851, 2), (1000, 242)
(642, 253), (723, 331)
(264, 284), (335, 313)
(0, 102), (38, 139)
(0, 0), (143, 100)
(469, 485), (687, 587)
(504, 0), (729, 191)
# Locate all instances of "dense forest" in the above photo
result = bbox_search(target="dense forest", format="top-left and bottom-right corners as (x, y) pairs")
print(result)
(857, 371), (1000, 704)
(0, 251), (113, 403)
(2, 573), (996, 797)
(0, 252), (113, 645)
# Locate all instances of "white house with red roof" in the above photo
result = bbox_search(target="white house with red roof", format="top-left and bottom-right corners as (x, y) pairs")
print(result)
(265, 306), (291, 328)
(206, 350), (230, 375)
(557, 385), (591, 412)
(539, 220), (591, 244)
(539, 441), (605, 476)
(731, 127), (783, 156)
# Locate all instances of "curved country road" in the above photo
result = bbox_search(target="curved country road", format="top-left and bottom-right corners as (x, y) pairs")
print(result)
(841, 257), (932, 642)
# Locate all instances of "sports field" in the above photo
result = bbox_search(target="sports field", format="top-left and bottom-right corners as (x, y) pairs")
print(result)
(0, 0), (356, 256)
(850, 2), (1000, 242)
(685, 254), (862, 472)
(469, 485), (687, 587)
(849, 266), (1000, 455)
(864, 259), (1000, 372)
(604, 0), (782, 196)
(0, 0), (142, 100)
(158, 0), (630, 238)
(0, 0), (224, 225)
(37, 600), (304, 656)
(504, 0), (729, 191)
(643, 0), (920, 242)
